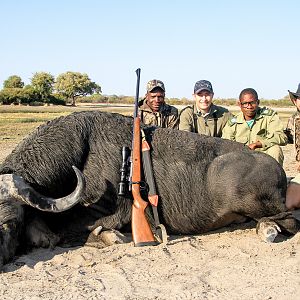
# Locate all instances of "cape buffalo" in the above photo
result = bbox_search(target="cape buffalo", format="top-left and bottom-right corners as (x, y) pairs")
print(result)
(0, 111), (299, 269)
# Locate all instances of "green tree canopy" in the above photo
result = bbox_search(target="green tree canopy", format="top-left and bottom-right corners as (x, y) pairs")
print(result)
(31, 72), (55, 103)
(0, 85), (39, 105)
(55, 71), (102, 106)
(3, 75), (24, 88)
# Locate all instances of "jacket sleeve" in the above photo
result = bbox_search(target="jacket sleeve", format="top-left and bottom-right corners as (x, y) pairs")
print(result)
(221, 120), (236, 141)
(178, 107), (194, 132)
(259, 113), (288, 149)
(284, 115), (294, 143)
(167, 111), (179, 129)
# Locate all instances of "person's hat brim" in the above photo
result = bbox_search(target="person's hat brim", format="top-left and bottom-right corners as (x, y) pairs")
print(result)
(288, 90), (300, 103)
(194, 88), (213, 94)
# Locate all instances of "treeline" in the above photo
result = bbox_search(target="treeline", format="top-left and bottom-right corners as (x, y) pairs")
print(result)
(0, 72), (293, 107)
(80, 94), (293, 107)
(0, 72), (101, 106)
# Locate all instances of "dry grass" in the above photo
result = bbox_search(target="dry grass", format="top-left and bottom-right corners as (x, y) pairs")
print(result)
(0, 104), (134, 144)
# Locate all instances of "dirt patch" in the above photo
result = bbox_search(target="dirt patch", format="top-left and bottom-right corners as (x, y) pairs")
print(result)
(0, 142), (16, 163)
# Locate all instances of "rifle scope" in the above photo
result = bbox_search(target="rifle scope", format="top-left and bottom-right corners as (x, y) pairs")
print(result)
(118, 146), (131, 196)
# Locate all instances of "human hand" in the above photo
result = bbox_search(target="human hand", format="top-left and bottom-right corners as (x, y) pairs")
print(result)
(248, 141), (262, 150)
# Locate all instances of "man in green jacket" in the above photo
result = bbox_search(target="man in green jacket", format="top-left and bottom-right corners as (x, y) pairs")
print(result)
(222, 88), (287, 165)
(138, 79), (179, 128)
(179, 80), (231, 137)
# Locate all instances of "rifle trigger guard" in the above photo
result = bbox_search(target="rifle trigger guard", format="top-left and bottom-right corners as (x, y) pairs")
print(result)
(130, 181), (148, 191)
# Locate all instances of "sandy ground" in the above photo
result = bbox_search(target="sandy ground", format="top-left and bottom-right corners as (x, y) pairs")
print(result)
(0, 143), (300, 300)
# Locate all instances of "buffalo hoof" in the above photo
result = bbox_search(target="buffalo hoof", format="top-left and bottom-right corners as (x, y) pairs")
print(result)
(25, 217), (60, 249)
(100, 229), (130, 246)
(256, 220), (281, 243)
(87, 226), (130, 246)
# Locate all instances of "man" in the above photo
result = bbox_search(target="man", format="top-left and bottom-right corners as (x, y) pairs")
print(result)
(222, 88), (287, 165)
(285, 84), (300, 164)
(138, 79), (179, 128)
(179, 80), (231, 137)
(284, 84), (300, 211)
(285, 83), (300, 143)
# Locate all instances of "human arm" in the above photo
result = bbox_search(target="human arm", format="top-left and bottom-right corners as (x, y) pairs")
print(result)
(166, 107), (179, 129)
(284, 115), (294, 143)
(256, 112), (288, 150)
(178, 107), (194, 132)
(221, 120), (236, 141)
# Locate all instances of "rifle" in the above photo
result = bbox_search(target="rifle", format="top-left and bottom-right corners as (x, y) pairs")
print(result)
(130, 68), (158, 246)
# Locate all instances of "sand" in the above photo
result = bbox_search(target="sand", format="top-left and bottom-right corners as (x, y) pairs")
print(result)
(0, 143), (299, 300)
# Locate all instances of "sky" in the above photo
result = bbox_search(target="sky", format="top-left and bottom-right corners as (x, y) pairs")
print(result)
(1, 0), (299, 100)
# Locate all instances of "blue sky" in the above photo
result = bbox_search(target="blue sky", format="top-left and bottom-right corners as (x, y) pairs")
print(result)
(1, 0), (299, 99)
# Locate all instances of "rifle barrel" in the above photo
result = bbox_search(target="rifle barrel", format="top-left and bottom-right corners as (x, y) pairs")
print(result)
(133, 68), (141, 118)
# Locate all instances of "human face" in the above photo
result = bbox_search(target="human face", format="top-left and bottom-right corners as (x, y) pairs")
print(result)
(293, 97), (300, 111)
(146, 88), (165, 112)
(239, 93), (259, 120)
(193, 90), (214, 113)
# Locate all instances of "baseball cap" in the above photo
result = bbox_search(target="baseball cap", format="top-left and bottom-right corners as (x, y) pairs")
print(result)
(194, 80), (213, 94)
(146, 79), (165, 92)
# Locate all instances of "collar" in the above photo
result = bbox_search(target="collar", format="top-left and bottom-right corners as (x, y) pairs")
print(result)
(139, 100), (167, 114)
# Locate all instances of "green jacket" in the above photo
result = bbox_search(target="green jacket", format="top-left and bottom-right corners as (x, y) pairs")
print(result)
(138, 100), (179, 129)
(179, 104), (232, 137)
(222, 107), (287, 150)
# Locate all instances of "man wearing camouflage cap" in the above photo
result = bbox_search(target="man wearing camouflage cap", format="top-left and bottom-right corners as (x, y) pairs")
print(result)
(138, 79), (179, 128)
(179, 80), (231, 137)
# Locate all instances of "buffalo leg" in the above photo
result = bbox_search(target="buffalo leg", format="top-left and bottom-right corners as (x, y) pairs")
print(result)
(85, 226), (130, 247)
(0, 199), (24, 269)
(88, 199), (132, 231)
(256, 212), (300, 242)
(25, 216), (60, 249)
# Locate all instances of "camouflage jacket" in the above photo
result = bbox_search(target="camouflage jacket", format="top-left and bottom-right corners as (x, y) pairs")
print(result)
(138, 100), (179, 129)
(178, 104), (232, 137)
(222, 107), (287, 150)
(285, 111), (300, 143)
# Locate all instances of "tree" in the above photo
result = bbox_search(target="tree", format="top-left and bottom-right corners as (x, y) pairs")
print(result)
(3, 75), (24, 88)
(31, 72), (55, 104)
(55, 71), (102, 106)
(0, 85), (39, 105)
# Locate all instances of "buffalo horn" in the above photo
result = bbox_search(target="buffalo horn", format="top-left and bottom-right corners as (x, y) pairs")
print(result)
(0, 166), (85, 212)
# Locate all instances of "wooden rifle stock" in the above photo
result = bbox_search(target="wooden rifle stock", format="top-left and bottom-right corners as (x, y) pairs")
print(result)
(131, 68), (157, 246)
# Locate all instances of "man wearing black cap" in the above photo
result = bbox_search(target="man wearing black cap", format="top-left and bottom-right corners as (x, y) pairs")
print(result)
(138, 79), (179, 128)
(179, 80), (231, 137)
